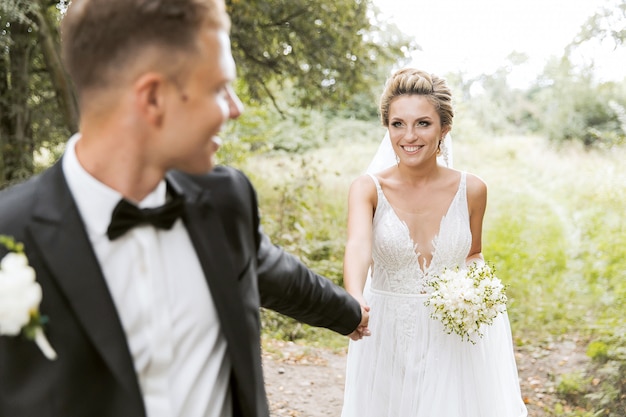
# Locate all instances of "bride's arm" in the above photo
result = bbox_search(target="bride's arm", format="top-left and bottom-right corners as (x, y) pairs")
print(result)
(466, 173), (487, 266)
(343, 175), (377, 306)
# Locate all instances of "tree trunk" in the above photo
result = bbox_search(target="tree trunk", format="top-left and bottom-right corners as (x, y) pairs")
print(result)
(0, 21), (35, 188)
(34, 0), (79, 133)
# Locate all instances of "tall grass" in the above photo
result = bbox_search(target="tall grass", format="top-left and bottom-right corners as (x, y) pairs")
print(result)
(242, 119), (384, 348)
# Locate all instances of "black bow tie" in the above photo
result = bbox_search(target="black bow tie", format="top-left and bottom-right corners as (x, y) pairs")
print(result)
(107, 193), (185, 240)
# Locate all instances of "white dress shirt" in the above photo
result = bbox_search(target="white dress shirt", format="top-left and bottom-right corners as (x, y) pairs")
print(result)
(62, 134), (232, 417)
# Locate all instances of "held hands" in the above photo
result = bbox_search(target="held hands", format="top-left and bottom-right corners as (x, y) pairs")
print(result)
(348, 297), (371, 341)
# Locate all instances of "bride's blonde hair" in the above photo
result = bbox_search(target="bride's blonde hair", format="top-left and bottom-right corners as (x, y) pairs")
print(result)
(379, 68), (454, 128)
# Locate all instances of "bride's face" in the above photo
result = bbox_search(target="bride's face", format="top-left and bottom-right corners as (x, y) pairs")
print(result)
(388, 95), (449, 167)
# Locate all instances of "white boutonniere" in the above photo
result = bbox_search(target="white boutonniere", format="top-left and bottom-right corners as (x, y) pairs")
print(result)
(425, 262), (508, 344)
(0, 235), (57, 360)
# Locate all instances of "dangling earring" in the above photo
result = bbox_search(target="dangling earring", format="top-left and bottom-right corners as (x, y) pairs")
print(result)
(395, 153), (400, 165)
(440, 137), (450, 167)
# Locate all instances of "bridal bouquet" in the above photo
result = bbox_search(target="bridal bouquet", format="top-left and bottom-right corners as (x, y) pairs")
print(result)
(425, 262), (507, 344)
(0, 235), (57, 360)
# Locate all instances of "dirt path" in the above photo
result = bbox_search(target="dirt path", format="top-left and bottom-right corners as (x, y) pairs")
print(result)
(262, 336), (590, 416)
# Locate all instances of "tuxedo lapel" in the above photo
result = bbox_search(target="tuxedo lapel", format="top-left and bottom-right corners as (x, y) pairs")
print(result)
(167, 172), (257, 408)
(27, 164), (141, 396)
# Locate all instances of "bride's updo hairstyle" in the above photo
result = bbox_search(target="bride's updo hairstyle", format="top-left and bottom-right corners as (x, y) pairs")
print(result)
(379, 68), (454, 129)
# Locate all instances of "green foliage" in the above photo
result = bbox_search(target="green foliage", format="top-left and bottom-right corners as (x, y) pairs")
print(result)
(217, 104), (278, 166)
(1, 0), (409, 186)
(270, 110), (329, 153)
(442, 3), (626, 149)
(0, 0), (37, 28)
(532, 57), (626, 147)
(457, 67), (538, 136)
(0, 0), (73, 188)
(248, 154), (345, 279)
(227, 0), (414, 111)
(574, 0), (626, 47)
(557, 372), (592, 404)
(232, 117), (380, 345)
(458, 136), (586, 337)
(218, 79), (349, 166)
(587, 341), (609, 362)
(249, 153), (348, 345)
(485, 201), (574, 335)
(550, 403), (602, 417)
(529, 0), (626, 149)
(582, 327), (626, 416)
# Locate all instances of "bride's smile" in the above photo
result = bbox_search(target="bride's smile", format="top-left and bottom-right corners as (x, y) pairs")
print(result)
(387, 94), (449, 166)
(401, 145), (423, 153)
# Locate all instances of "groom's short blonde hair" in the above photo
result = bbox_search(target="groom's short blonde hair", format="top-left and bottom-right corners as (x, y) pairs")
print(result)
(62, 0), (230, 98)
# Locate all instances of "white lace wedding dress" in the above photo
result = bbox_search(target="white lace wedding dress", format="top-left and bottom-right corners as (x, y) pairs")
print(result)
(341, 172), (527, 417)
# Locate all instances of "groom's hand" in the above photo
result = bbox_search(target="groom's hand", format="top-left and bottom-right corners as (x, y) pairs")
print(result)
(348, 304), (371, 341)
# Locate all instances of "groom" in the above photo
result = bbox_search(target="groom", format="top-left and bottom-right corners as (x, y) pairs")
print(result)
(0, 0), (368, 416)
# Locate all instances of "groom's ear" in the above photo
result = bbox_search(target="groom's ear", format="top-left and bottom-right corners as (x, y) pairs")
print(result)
(133, 72), (170, 127)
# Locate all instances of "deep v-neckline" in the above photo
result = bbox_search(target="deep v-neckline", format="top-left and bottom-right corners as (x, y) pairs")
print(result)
(376, 174), (463, 273)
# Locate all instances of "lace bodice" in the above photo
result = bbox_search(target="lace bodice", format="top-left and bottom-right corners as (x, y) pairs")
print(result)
(368, 172), (472, 294)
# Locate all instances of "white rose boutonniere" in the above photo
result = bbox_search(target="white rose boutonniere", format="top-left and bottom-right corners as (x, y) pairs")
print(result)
(425, 262), (508, 344)
(0, 235), (57, 360)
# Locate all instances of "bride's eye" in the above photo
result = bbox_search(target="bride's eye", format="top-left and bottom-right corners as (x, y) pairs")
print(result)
(391, 121), (403, 128)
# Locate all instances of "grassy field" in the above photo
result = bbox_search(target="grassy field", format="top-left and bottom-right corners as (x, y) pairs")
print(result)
(237, 120), (625, 415)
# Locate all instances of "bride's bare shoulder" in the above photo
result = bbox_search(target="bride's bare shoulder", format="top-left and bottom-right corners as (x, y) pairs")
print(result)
(350, 174), (377, 193)
(465, 172), (487, 204)
(349, 174), (378, 207)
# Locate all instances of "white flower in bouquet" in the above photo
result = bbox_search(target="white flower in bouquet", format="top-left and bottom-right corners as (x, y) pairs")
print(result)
(0, 235), (57, 360)
(425, 262), (507, 344)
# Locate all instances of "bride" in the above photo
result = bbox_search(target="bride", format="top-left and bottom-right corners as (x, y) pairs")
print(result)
(341, 68), (527, 417)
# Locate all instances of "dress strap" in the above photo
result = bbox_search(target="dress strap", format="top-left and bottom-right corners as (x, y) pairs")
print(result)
(366, 173), (383, 193)
(459, 171), (467, 193)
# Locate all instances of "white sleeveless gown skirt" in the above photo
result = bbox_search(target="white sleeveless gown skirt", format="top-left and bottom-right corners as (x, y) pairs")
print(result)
(341, 172), (528, 417)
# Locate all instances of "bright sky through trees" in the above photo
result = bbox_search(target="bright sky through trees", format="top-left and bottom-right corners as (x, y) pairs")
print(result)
(374, 0), (625, 87)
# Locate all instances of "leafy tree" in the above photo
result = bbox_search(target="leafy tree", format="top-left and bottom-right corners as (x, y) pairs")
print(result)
(573, 0), (626, 47)
(0, 0), (412, 187)
(445, 53), (538, 138)
(0, 0), (77, 188)
(531, 55), (626, 147)
(227, 0), (414, 112)
(527, 0), (626, 148)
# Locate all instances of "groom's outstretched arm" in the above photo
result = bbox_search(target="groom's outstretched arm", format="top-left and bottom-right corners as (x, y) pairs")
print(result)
(256, 231), (362, 335)
(220, 166), (366, 336)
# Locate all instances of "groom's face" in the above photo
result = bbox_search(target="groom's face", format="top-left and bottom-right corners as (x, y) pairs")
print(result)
(160, 28), (243, 174)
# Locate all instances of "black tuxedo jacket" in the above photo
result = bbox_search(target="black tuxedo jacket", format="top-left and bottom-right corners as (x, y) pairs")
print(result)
(0, 161), (361, 417)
